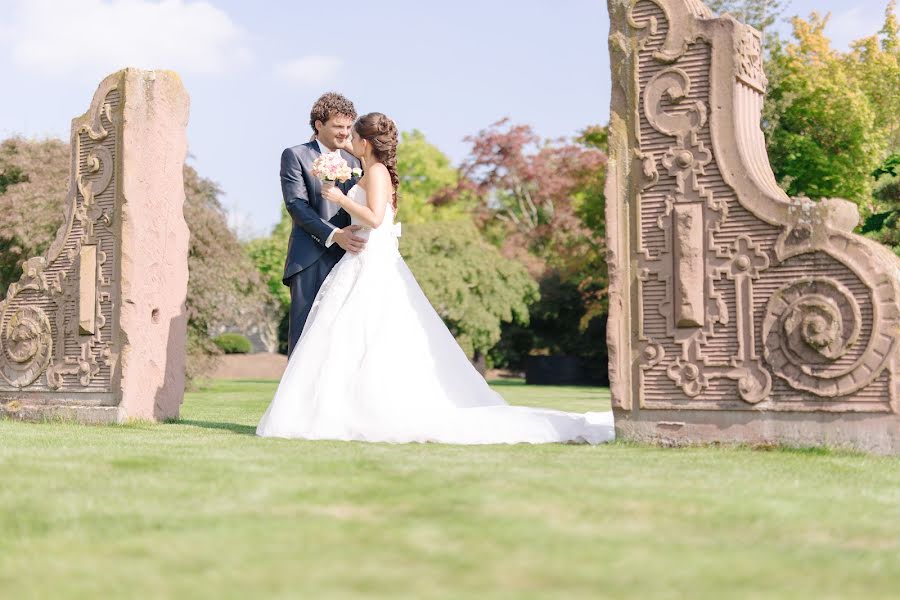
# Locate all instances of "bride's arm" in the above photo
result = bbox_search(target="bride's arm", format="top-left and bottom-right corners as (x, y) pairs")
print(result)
(323, 165), (390, 229)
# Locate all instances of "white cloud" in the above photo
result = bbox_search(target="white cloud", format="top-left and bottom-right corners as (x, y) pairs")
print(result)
(5, 0), (251, 76)
(274, 55), (344, 87)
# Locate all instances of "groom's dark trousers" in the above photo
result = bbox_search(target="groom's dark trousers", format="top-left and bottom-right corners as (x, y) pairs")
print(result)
(280, 141), (360, 356)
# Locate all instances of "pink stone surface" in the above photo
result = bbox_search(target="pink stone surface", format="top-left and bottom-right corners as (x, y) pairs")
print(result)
(0, 68), (190, 425)
(116, 69), (190, 421)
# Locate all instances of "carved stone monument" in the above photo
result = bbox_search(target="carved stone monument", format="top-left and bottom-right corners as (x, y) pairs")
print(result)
(0, 69), (190, 423)
(606, 0), (900, 453)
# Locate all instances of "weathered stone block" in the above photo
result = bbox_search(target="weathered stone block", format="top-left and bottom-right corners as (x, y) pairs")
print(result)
(0, 69), (190, 423)
(606, 0), (900, 453)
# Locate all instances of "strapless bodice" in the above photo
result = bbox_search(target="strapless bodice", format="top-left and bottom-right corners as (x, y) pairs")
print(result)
(346, 185), (401, 245)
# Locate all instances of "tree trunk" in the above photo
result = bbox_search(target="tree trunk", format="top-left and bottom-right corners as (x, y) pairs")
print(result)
(472, 351), (487, 376)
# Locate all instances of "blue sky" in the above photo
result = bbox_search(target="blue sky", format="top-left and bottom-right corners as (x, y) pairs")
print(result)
(0, 0), (893, 236)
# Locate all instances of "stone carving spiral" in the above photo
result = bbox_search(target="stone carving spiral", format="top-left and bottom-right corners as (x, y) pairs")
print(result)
(0, 306), (53, 388)
(762, 277), (879, 397)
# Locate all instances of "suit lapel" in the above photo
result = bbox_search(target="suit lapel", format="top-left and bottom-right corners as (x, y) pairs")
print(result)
(302, 142), (322, 201)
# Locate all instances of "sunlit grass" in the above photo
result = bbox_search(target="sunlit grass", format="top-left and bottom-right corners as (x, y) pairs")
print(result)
(0, 380), (898, 599)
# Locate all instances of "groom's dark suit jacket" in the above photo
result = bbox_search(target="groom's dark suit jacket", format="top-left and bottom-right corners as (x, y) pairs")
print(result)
(280, 142), (361, 283)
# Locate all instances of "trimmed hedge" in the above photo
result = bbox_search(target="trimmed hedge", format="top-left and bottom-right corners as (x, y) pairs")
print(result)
(213, 333), (252, 354)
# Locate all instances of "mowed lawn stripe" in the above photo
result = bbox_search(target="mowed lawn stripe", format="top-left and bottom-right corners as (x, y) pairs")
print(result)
(0, 380), (898, 599)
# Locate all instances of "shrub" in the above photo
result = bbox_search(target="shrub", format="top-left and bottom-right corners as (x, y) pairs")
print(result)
(213, 333), (252, 355)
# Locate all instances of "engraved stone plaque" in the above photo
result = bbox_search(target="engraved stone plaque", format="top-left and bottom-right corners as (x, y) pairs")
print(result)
(606, 0), (900, 452)
(0, 69), (190, 423)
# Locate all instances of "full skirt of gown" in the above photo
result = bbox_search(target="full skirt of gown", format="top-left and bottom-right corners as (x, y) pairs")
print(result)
(256, 194), (614, 445)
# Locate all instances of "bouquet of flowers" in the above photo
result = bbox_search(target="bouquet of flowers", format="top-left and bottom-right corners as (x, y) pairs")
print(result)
(311, 151), (362, 185)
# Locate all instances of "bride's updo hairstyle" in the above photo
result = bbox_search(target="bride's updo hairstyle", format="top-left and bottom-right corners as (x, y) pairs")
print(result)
(354, 113), (399, 209)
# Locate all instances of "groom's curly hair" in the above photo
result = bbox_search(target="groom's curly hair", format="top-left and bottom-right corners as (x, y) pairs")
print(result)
(309, 93), (357, 134)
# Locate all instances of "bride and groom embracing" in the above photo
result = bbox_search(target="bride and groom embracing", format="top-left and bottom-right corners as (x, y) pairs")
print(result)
(255, 93), (614, 445)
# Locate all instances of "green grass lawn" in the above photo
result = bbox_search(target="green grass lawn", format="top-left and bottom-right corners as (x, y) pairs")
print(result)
(1, 379), (899, 599)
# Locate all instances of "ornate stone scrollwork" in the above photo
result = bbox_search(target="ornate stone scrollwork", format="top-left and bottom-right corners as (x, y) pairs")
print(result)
(635, 150), (660, 190)
(628, 0), (700, 62)
(78, 102), (113, 141)
(608, 0), (900, 451)
(0, 69), (190, 425)
(761, 278), (888, 398)
(644, 68), (708, 139)
(0, 306), (53, 388)
(0, 79), (120, 396)
(5, 257), (49, 299)
(734, 23), (767, 93)
(639, 339), (666, 370)
(667, 356), (707, 397)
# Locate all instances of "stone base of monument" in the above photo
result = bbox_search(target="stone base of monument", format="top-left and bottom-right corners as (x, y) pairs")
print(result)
(614, 411), (900, 455)
(0, 69), (190, 424)
(0, 398), (124, 425)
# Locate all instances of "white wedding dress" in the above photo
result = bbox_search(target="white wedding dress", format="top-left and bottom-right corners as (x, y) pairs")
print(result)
(256, 185), (615, 444)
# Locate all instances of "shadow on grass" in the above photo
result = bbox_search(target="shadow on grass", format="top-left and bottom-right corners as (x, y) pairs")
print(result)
(178, 420), (257, 436)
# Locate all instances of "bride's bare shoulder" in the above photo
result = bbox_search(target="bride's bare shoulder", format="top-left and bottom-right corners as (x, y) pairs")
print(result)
(367, 162), (390, 178)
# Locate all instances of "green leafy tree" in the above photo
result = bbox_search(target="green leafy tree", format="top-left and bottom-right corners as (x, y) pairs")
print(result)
(0, 138), (70, 293)
(764, 13), (884, 211)
(705, 0), (789, 33)
(244, 208), (293, 353)
(845, 1), (900, 153)
(862, 154), (900, 255)
(401, 220), (539, 367)
(181, 166), (276, 378)
(245, 207), (292, 311)
(568, 125), (610, 325)
(489, 274), (608, 382)
(395, 129), (472, 224)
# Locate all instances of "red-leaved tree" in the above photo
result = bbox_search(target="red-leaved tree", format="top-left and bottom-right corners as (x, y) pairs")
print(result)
(457, 119), (608, 317)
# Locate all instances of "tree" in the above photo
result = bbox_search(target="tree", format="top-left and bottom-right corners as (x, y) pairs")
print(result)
(764, 13), (884, 211)
(705, 0), (789, 33)
(244, 207), (293, 353)
(451, 121), (610, 373)
(845, 1), (900, 153)
(457, 120), (608, 317)
(0, 138), (70, 294)
(181, 165), (276, 378)
(489, 273), (609, 382)
(862, 154), (900, 255)
(459, 119), (607, 273)
(245, 207), (292, 310)
(400, 220), (538, 367)
(395, 130), (472, 224)
(568, 125), (610, 325)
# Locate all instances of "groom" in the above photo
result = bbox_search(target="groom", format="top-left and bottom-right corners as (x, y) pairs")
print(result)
(281, 92), (365, 355)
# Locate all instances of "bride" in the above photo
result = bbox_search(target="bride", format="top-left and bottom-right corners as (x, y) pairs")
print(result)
(256, 113), (614, 444)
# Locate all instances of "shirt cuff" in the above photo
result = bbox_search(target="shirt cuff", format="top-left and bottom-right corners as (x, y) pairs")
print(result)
(325, 228), (337, 248)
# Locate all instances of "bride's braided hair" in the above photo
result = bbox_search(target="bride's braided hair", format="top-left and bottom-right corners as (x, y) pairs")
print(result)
(354, 113), (399, 209)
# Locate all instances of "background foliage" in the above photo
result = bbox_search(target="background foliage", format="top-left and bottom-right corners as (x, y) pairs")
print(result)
(3, 0), (900, 381)
(400, 219), (538, 366)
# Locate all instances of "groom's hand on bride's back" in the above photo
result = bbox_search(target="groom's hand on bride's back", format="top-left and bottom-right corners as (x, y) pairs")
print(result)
(333, 225), (366, 254)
